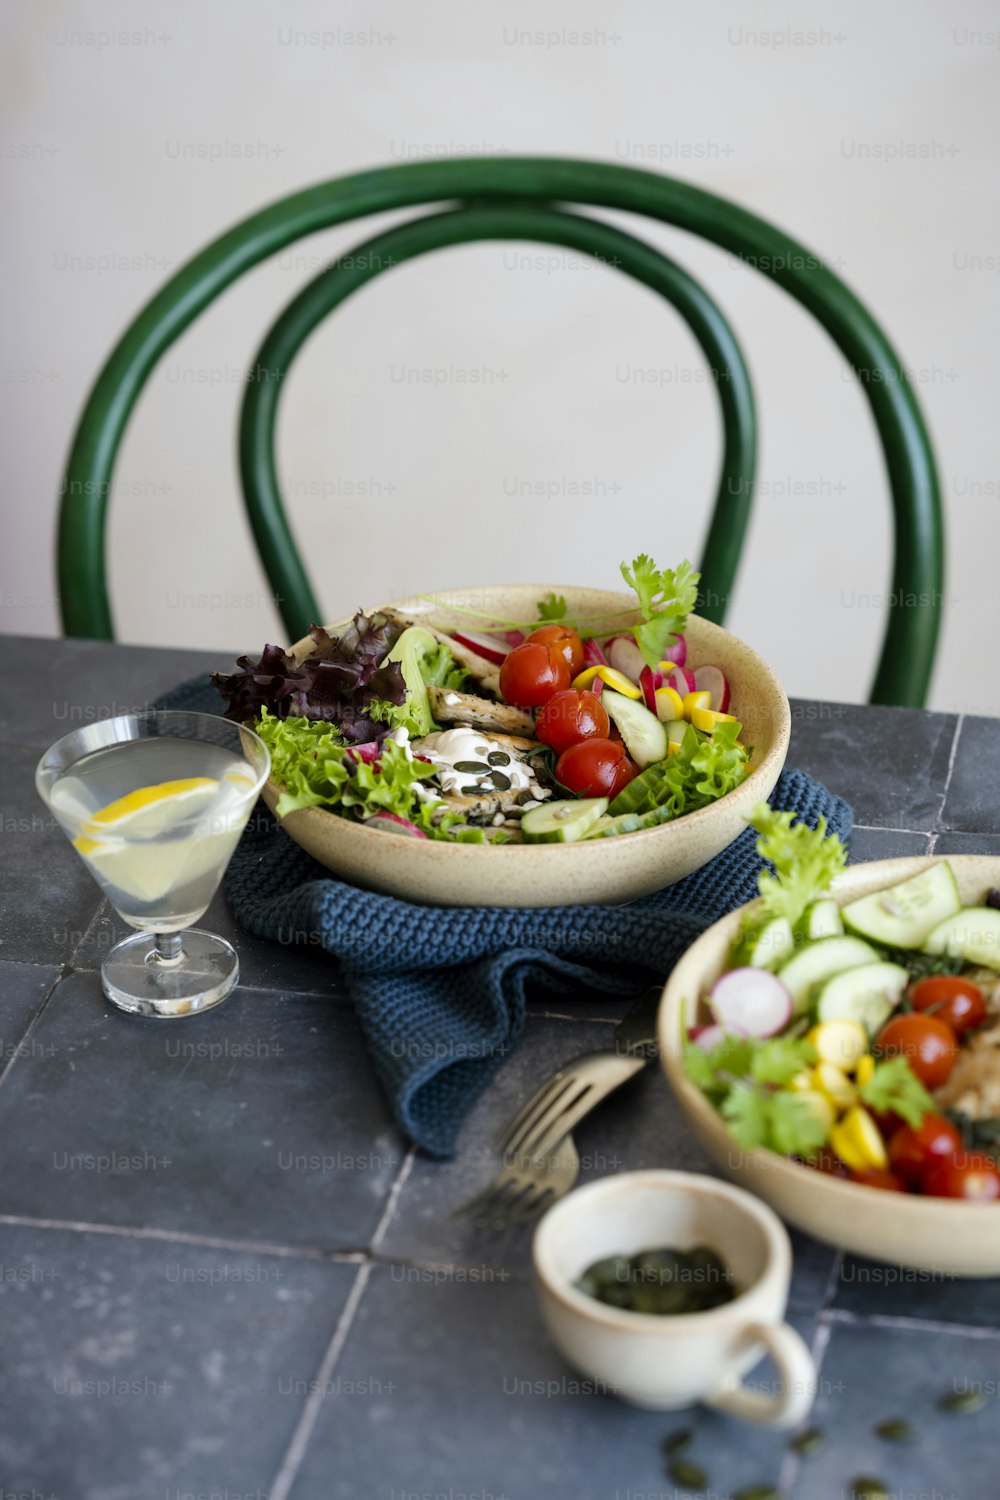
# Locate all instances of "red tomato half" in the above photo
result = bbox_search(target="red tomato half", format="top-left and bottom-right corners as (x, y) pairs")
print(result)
(909, 975), (987, 1037)
(887, 1114), (963, 1186)
(556, 738), (635, 799)
(535, 690), (610, 755)
(499, 642), (571, 709)
(525, 625), (585, 679)
(922, 1153), (1000, 1201)
(875, 1013), (958, 1091)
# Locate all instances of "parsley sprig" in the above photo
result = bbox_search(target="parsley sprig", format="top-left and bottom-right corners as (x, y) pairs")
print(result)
(683, 1034), (829, 1159)
(620, 555), (700, 669)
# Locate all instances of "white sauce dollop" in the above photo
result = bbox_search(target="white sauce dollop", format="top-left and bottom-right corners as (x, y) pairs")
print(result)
(412, 727), (549, 799)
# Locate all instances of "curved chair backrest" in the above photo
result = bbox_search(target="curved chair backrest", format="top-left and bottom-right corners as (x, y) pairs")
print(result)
(57, 157), (943, 707)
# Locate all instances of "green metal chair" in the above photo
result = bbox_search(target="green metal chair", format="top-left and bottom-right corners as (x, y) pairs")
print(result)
(57, 157), (943, 707)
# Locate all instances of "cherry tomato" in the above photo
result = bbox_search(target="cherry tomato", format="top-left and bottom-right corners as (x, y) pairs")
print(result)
(499, 642), (571, 708)
(525, 625), (585, 679)
(909, 975), (987, 1037)
(887, 1113), (964, 1186)
(851, 1169), (907, 1192)
(922, 1152), (1000, 1201)
(556, 738), (636, 799)
(874, 1013), (958, 1090)
(535, 690), (610, 755)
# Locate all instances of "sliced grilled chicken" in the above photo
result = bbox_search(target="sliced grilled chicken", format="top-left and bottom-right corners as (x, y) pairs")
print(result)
(427, 685), (534, 737)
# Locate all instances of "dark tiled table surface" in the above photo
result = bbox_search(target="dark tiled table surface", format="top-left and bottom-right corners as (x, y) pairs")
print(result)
(1, 634), (998, 1499)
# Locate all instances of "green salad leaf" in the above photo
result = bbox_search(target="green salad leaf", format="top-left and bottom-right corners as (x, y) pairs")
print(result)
(254, 709), (501, 842)
(620, 554), (700, 668)
(377, 627), (467, 736)
(685, 1033), (826, 1158)
(537, 591), (568, 623)
(748, 804), (848, 930)
(659, 720), (749, 817)
(859, 1056), (935, 1127)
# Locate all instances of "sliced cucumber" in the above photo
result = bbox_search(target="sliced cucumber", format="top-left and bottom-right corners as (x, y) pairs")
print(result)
(803, 898), (844, 941)
(747, 917), (796, 970)
(608, 762), (670, 817)
(841, 862), (961, 950)
(816, 961), (909, 1035)
(924, 907), (1000, 970)
(586, 804), (674, 839)
(776, 935), (879, 1014)
(522, 797), (608, 844)
(602, 691), (668, 769)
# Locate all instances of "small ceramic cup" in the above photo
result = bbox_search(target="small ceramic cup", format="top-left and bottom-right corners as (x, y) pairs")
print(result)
(532, 1170), (816, 1427)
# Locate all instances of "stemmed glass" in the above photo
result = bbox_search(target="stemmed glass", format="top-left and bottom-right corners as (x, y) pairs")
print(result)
(36, 710), (270, 1019)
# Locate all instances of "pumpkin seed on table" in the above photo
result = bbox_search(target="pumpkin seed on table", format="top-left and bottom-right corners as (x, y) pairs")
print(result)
(851, 1480), (889, 1500)
(788, 1425), (825, 1456)
(874, 1418), (912, 1441)
(668, 1457), (708, 1490)
(661, 1427), (693, 1455)
(734, 1487), (779, 1500)
(938, 1388), (986, 1414)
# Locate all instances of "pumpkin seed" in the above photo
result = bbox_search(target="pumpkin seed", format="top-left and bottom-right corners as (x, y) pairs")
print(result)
(454, 761), (490, 774)
(490, 770), (511, 790)
(668, 1458), (708, 1489)
(851, 1480), (889, 1500)
(874, 1418), (911, 1441)
(661, 1427), (692, 1455)
(938, 1388), (986, 1415)
(487, 751), (511, 766)
(734, 1487), (779, 1500)
(788, 1426), (825, 1456)
(460, 785), (482, 796)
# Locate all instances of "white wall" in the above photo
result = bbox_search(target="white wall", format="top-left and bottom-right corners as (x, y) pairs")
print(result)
(3, 0), (998, 713)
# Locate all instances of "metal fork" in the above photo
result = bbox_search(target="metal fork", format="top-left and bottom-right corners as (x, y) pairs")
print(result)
(453, 986), (661, 1226)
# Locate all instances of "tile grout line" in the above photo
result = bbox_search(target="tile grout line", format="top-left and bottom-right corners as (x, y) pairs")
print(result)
(370, 1147), (416, 1250)
(821, 1306), (1000, 1341)
(932, 712), (965, 834)
(67, 897), (111, 969)
(0, 968), (68, 1097)
(0, 1212), (366, 1263)
(267, 1261), (373, 1500)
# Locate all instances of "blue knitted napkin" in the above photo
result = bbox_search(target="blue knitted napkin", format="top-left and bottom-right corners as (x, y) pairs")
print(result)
(156, 676), (852, 1157)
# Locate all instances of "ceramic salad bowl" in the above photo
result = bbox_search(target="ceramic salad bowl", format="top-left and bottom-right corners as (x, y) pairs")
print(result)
(258, 584), (790, 908)
(658, 854), (1000, 1277)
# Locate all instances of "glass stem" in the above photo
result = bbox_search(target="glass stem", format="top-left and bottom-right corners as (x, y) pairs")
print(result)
(152, 932), (185, 966)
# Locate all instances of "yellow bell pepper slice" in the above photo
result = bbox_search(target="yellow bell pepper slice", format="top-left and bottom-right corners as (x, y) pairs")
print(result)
(654, 685), (685, 722)
(829, 1106), (887, 1173)
(812, 1063), (858, 1114)
(683, 690), (712, 720)
(807, 1020), (868, 1071)
(689, 707), (739, 734)
(854, 1053), (876, 1088)
(572, 665), (642, 699)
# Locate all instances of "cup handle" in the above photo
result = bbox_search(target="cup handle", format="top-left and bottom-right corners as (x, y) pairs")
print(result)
(704, 1320), (816, 1429)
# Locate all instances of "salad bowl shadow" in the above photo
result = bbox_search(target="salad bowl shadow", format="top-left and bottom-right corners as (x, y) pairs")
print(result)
(658, 854), (1000, 1278)
(259, 584), (790, 909)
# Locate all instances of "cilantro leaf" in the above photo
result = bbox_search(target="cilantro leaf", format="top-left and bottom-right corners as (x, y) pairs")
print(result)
(619, 555), (700, 669)
(859, 1057), (935, 1127)
(681, 1042), (717, 1092)
(750, 1036), (817, 1086)
(721, 1084), (771, 1151)
(747, 804), (848, 930)
(537, 591), (568, 623)
(767, 1091), (830, 1158)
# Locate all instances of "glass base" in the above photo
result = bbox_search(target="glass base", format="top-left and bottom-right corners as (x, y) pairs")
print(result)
(101, 929), (239, 1018)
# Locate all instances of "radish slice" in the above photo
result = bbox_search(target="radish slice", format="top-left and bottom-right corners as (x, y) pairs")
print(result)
(691, 1023), (727, 1051)
(589, 674), (604, 698)
(504, 630), (525, 648)
(662, 665), (695, 697)
(661, 633), (687, 668)
(693, 665), (731, 713)
(709, 969), (793, 1038)
(346, 741), (380, 765)
(452, 629), (515, 665)
(604, 635), (646, 683)
(364, 812), (428, 837)
(582, 637), (608, 669)
(639, 664), (662, 714)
